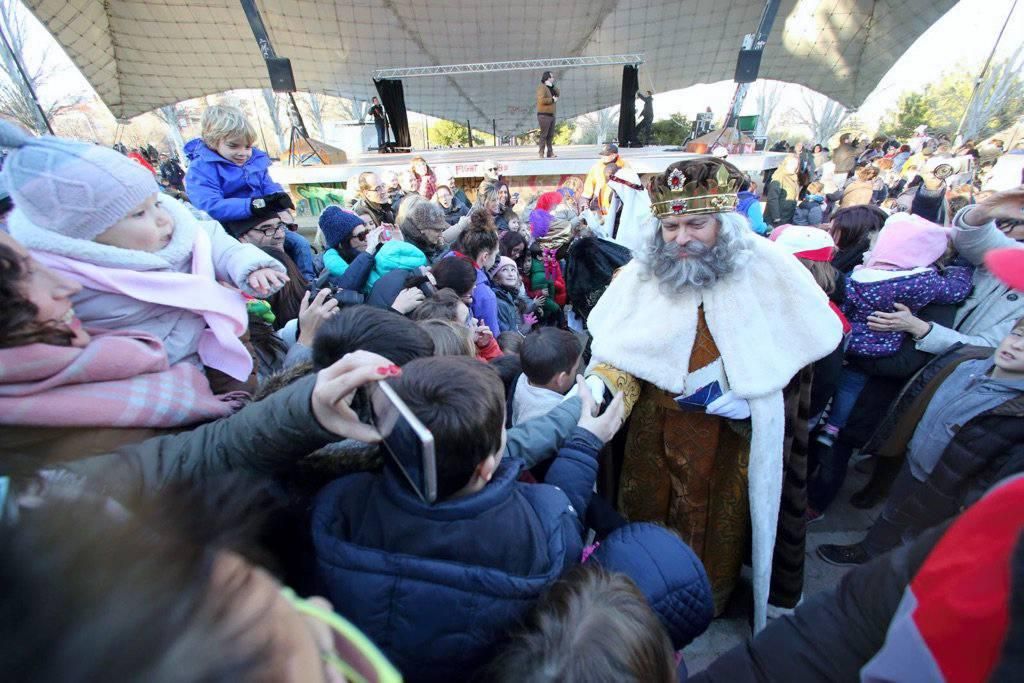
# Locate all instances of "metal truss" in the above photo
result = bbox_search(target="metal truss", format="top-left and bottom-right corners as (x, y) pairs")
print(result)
(372, 54), (645, 80)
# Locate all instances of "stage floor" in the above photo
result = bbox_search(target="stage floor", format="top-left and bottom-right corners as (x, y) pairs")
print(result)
(269, 144), (786, 188)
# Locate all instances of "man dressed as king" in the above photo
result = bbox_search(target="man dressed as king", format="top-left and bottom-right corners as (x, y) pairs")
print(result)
(586, 157), (843, 631)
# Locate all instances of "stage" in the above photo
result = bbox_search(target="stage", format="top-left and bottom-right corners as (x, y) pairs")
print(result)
(270, 144), (786, 215)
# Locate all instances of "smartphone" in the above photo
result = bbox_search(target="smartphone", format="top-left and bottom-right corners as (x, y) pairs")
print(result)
(380, 227), (393, 242)
(369, 380), (437, 504)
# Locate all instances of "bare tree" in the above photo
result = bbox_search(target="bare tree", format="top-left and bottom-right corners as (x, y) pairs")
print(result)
(261, 89), (287, 156)
(751, 80), (785, 137)
(790, 87), (849, 143)
(155, 104), (187, 159)
(0, 0), (82, 133)
(960, 41), (1024, 140)
(305, 92), (324, 138)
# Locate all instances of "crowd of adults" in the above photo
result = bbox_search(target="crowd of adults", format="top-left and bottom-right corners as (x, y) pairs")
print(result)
(1, 97), (1023, 683)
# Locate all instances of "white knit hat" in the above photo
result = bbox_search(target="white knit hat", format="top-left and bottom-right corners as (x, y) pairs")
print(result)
(0, 120), (159, 241)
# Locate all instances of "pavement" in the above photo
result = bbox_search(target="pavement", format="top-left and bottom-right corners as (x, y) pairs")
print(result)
(683, 460), (883, 674)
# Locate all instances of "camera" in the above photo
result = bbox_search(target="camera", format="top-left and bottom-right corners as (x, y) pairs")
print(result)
(308, 271), (365, 307)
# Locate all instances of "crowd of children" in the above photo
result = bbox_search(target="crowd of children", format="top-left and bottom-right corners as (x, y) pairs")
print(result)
(1, 100), (1023, 681)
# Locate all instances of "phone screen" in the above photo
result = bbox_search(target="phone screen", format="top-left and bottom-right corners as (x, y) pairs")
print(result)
(369, 381), (437, 503)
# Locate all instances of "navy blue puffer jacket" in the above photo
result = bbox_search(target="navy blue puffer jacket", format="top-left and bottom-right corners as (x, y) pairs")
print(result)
(311, 428), (603, 682)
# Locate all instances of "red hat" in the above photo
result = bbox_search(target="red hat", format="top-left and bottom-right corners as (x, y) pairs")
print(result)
(535, 191), (564, 212)
(984, 247), (1024, 291)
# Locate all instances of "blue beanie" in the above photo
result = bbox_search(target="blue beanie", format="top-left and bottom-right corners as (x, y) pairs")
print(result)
(319, 205), (364, 250)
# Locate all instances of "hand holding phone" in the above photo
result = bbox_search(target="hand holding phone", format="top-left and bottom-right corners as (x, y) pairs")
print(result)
(310, 351), (394, 442)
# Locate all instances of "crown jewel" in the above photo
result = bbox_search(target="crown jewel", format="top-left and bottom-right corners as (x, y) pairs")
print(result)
(651, 161), (740, 218)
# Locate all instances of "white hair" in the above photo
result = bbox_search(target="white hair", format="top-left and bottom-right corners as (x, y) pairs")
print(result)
(636, 212), (754, 294)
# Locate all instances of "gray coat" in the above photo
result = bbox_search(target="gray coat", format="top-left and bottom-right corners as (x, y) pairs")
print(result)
(915, 207), (1024, 354)
(60, 376), (582, 507)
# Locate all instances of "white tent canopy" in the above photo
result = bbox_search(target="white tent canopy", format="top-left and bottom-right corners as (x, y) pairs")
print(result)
(26, 0), (956, 129)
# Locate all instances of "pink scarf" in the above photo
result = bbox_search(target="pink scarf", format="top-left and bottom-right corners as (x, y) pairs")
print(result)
(33, 228), (253, 381)
(0, 330), (246, 427)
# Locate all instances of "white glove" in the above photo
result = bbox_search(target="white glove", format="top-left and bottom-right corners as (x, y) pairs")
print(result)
(706, 390), (751, 420)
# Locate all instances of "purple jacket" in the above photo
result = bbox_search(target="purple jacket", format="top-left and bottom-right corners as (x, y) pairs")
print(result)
(471, 266), (501, 335)
(844, 266), (973, 358)
(183, 138), (284, 222)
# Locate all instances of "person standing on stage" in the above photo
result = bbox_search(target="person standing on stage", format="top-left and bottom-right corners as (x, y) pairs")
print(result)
(536, 71), (559, 159)
(368, 97), (388, 153)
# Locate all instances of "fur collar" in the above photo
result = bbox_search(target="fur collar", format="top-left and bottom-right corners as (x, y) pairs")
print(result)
(587, 235), (843, 397)
(10, 195), (202, 272)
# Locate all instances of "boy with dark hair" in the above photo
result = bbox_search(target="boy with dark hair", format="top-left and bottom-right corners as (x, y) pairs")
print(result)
(513, 327), (583, 425)
(311, 355), (625, 682)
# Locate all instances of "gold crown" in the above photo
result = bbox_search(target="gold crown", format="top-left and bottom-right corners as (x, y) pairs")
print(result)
(650, 163), (740, 218)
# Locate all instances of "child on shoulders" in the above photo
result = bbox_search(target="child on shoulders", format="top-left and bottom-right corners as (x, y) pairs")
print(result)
(184, 104), (316, 281)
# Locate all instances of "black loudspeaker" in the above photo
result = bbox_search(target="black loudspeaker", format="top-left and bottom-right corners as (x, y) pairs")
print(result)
(734, 49), (762, 83)
(266, 57), (297, 93)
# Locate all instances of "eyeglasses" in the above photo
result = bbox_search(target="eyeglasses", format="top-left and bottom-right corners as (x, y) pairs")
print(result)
(252, 222), (289, 237)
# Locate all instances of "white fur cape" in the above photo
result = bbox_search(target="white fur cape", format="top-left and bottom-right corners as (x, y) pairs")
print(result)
(587, 234), (843, 632)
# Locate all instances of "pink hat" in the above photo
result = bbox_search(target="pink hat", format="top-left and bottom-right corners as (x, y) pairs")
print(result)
(863, 213), (951, 270)
(487, 255), (518, 280)
(769, 225), (836, 262)
(985, 247), (1024, 291)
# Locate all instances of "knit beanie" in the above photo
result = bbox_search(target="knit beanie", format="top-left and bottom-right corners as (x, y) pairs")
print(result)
(863, 212), (950, 270)
(319, 205), (364, 249)
(487, 255), (517, 280)
(0, 120), (159, 240)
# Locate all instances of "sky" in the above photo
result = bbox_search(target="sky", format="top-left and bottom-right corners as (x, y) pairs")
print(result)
(657, 0), (1024, 126)
(19, 0), (1024, 132)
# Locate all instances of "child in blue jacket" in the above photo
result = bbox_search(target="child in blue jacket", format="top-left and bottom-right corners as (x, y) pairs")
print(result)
(311, 356), (626, 682)
(184, 104), (316, 281)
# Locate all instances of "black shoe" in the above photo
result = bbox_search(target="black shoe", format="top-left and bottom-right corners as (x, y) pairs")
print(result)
(817, 542), (870, 566)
